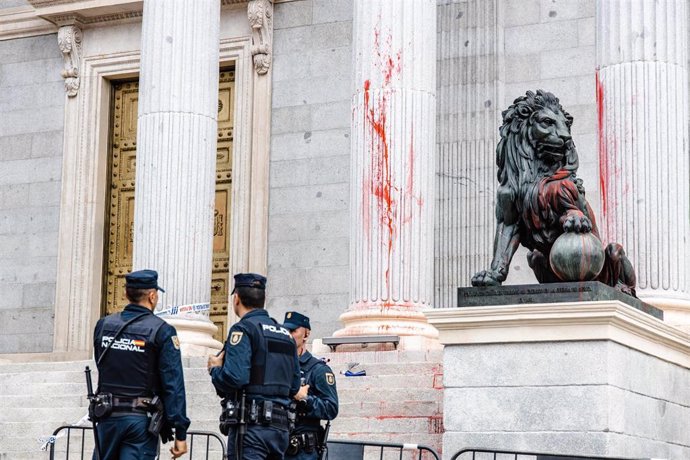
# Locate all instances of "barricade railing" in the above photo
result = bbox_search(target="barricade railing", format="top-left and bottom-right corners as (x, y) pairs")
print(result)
(327, 439), (441, 460)
(47, 425), (226, 460)
(451, 447), (654, 460)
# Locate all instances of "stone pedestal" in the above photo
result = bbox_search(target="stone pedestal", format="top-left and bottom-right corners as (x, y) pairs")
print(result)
(133, 0), (222, 355)
(334, 0), (438, 344)
(426, 302), (690, 459)
(596, 0), (690, 327)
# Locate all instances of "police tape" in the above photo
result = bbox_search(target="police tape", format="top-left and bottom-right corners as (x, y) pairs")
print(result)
(38, 412), (90, 450)
(154, 302), (210, 317)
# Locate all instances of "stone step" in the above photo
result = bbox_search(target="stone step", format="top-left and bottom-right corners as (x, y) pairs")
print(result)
(337, 387), (443, 403)
(0, 353), (443, 458)
(330, 415), (443, 435)
(0, 369), (94, 386)
(0, 406), (89, 423)
(0, 360), (93, 374)
(0, 394), (87, 408)
(338, 400), (442, 417)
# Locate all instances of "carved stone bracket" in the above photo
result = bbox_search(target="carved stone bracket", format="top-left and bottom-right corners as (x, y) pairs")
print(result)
(57, 24), (82, 97)
(247, 0), (273, 75)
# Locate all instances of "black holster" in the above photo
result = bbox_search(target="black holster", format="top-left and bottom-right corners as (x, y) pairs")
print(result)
(219, 397), (241, 435)
(144, 396), (169, 442)
(88, 393), (113, 422)
(287, 432), (318, 455)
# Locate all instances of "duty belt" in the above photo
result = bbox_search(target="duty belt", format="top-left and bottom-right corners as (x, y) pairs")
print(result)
(111, 396), (151, 414)
(250, 400), (290, 430)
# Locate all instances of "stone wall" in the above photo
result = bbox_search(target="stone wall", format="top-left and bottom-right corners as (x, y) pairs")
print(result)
(0, 34), (64, 353)
(267, 0), (352, 338)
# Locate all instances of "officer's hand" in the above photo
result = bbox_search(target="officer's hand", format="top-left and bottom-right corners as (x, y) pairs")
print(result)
(207, 351), (224, 372)
(294, 384), (310, 401)
(170, 439), (187, 459)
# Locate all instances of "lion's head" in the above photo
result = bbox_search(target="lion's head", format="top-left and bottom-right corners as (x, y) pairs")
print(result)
(496, 90), (579, 199)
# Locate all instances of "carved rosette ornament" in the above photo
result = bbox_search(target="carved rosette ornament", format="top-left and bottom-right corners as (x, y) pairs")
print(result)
(247, 0), (273, 75)
(57, 25), (83, 97)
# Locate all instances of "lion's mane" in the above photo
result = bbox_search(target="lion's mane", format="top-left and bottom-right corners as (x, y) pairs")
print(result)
(495, 90), (579, 211)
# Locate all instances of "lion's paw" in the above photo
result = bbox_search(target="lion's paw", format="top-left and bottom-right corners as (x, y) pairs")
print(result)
(562, 213), (592, 233)
(471, 270), (503, 287)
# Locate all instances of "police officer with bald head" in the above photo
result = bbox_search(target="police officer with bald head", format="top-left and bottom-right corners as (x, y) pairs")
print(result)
(92, 269), (189, 460)
(283, 312), (338, 460)
(208, 273), (301, 460)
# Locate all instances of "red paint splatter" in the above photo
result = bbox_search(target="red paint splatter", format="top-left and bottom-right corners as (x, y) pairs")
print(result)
(361, 23), (422, 303)
(596, 69), (609, 241)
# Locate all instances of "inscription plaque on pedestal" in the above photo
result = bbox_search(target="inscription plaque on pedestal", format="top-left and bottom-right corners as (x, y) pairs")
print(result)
(458, 281), (663, 320)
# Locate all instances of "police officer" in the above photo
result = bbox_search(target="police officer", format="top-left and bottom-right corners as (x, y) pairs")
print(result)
(283, 312), (338, 460)
(207, 273), (301, 460)
(92, 269), (190, 460)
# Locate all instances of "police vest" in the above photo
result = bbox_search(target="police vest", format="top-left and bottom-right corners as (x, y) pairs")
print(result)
(96, 312), (164, 398)
(244, 315), (297, 398)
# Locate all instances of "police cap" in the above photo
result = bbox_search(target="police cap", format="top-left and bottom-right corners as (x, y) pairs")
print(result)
(283, 311), (311, 331)
(125, 269), (165, 292)
(232, 273), (267, 293)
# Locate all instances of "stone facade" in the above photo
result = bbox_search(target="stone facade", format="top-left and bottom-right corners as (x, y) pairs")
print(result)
(267, 0), (353, 339)
(0, 33), (64, 354)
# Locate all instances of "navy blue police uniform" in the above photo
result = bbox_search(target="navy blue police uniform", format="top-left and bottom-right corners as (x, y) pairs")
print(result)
(283, 312), (339, 460)
(92, 270), (190, 460)
(210, 273), (301, 460)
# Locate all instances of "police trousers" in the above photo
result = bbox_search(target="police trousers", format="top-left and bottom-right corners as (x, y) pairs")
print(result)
(92, 414), (158, 460)
(227, 425), (289, 460)
(284, 450), (318, 460)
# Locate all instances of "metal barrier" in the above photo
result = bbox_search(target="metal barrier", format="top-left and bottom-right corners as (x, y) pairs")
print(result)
(327, 439), (441, 460)
(451, 448), (653, 460)
(47, 425), (226, 460)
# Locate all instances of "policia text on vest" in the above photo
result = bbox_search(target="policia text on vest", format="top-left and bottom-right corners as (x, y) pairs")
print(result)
(208, 273), (302, 460)
(91, 269), (190, 460)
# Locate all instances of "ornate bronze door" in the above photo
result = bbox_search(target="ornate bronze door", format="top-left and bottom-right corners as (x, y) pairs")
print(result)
(104, 70), (235, 341)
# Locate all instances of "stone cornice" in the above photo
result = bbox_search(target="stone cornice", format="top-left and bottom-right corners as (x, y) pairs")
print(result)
(425, 301), (690, 369)
(29, 0), (143, 26)
(0, 7), (57, 40)
(1, 0), (251, 39)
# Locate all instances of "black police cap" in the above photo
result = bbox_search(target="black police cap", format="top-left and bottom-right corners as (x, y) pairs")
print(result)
(125, 269), (165, 292)
(283, 311), (311, 331)
(232, 273), (267, 293)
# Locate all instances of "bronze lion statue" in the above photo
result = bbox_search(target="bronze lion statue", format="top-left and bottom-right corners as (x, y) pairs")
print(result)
(472, 90), (636, 296)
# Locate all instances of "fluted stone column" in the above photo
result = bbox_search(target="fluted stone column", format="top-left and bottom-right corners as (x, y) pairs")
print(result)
(435, 0), (503, 308)
(133, 0), (223, 354)
(334, 0), (438, 347)
(596, 0), (690, 330)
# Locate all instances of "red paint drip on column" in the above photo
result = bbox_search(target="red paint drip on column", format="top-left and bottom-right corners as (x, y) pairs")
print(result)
(595, 69), (609, 241)
(361, 25), (402, 295)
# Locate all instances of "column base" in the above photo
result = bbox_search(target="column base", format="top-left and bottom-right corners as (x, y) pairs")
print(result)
(638, 290), (690, 333)
(165, 318), (223, 357)
(332, 305), (440, 351)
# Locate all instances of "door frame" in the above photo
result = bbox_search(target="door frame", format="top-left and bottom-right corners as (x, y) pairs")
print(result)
(52, 36), (271, 354)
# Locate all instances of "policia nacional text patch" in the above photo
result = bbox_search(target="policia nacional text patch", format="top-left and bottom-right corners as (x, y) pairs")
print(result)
(230, 331), (243, 345)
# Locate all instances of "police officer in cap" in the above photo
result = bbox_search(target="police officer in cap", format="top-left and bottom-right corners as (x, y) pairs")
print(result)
(283, 312), (338, 460)
(207, 273), (301, 460)
(92, 269), (190, 459)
